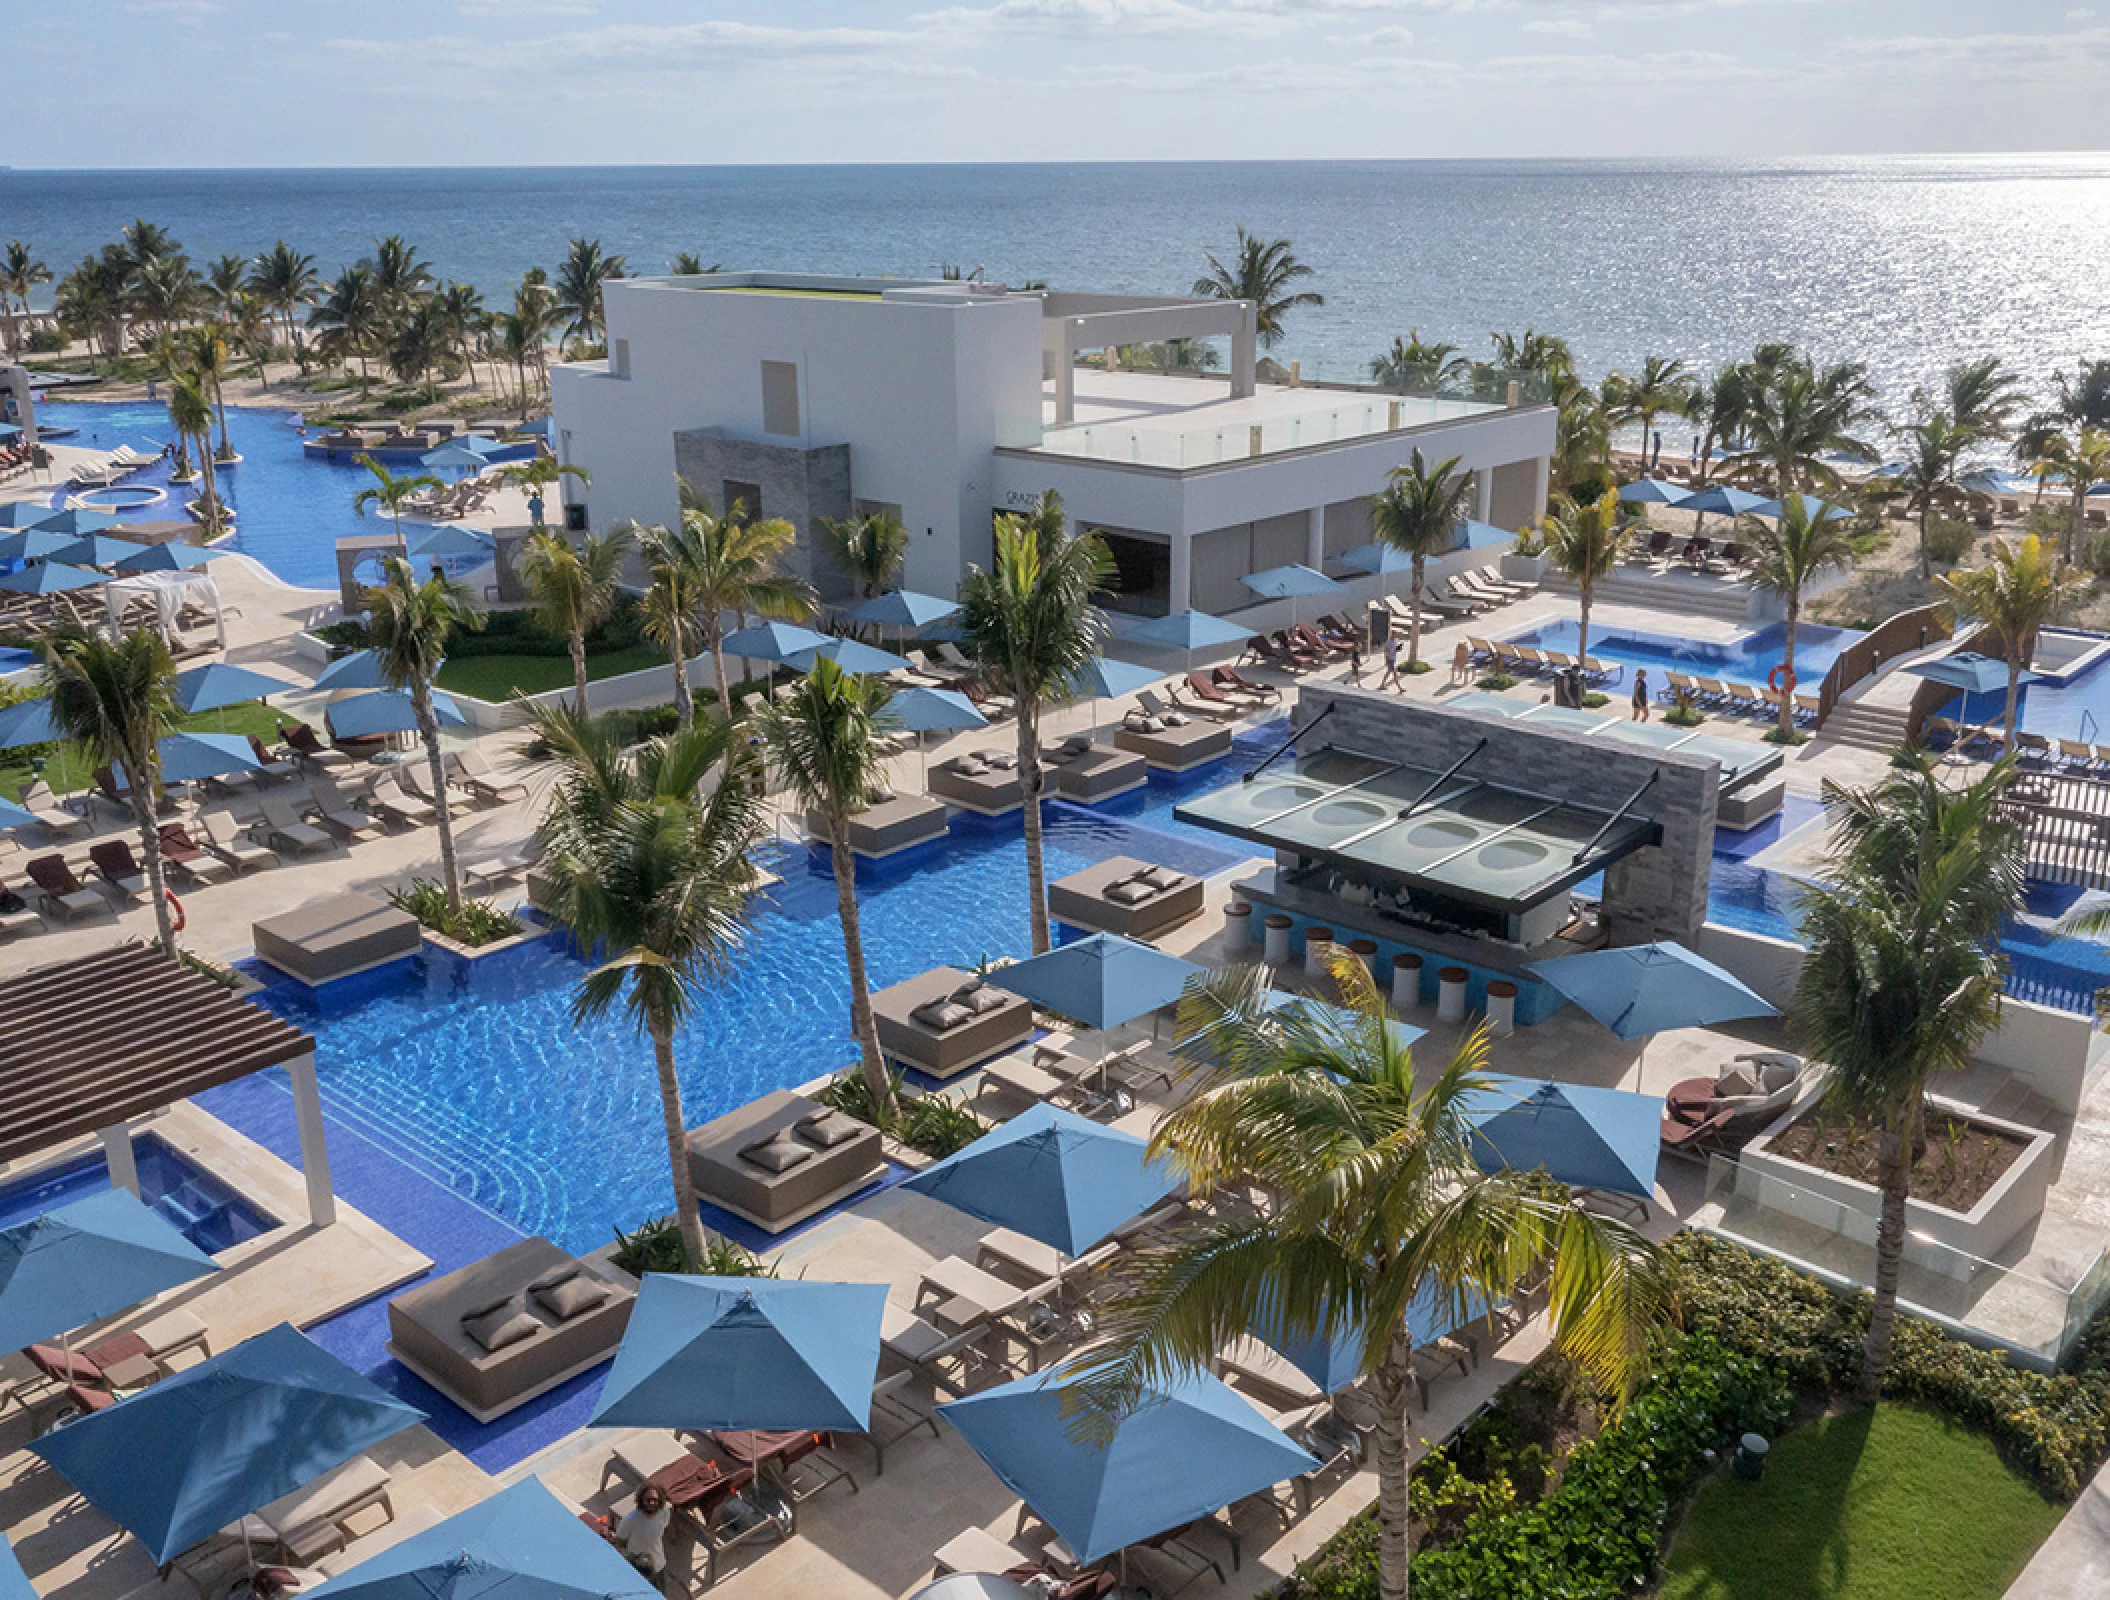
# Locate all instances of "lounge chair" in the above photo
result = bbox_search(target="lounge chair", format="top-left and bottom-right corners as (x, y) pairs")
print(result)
(308, 779), (382, 842)
(0, 881), (41, 940)
(258, 792), (335, 855)
(1240, 636), (1302, 673)
(1659, 1051), (1808, 1158)
(156, 822), (232, 884)
(1580, 656), (1623, 685)
(19, 781), (87, 838)
(280, 721), (353, 770)
(247, 734), (300, 783)
(199, 810), (277, 870)
(1183, 671), (1263, 712)
(88, 840), (149, 901)
(464, 837), (540, 888)
(447, 748), (529, 805)
(25, 854), (106, 919)
(366, 774), (437, 828)
(1214, 665), (1281, 703)
(402, 761), (474, 817)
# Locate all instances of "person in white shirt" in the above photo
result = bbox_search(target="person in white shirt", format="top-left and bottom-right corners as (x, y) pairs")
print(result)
(616, 1483), (673, 1577)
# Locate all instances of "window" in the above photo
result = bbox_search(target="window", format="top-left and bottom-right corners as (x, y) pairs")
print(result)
(724, 480), (762, 521)
(761, 361), (799, 437)
(855, 499), (903, 526)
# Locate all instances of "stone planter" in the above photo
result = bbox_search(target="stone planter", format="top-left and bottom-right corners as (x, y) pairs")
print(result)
(1499, 551), (1545, 584)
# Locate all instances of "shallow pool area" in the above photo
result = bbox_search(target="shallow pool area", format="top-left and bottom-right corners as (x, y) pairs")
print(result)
(1505, 617), (1863, 688)
(0, 1132), (276, 1255)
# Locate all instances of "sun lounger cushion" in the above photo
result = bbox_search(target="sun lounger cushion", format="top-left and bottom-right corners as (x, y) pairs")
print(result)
(1140, 866), (1185, 891)
(1716, 1065), (1758, 1098)
(952, 981), (1010, 1016)
(952, 757), (990, 776)
(532, 1274), (611, 1323)
(795, 1109), (864, 1149)
(741, 1134), (812, 1174)
(979, 750), (1017, 770)
(912, 999), (975, 1031)
(1107, 880), (1156, 906)
(1059, 735), (1093, 756)
(462, 1304), (541, 1354)
(1126, 714), (1166, 733)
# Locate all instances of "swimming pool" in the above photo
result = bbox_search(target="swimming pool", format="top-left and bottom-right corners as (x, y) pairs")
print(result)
(248, 752), (1265, 1257)
(1504, 617), (1864, 688)
(0, 1132), (277, 1254)
(27, 400), (522, 592)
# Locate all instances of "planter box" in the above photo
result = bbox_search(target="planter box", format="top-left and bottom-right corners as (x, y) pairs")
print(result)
(1739, 1092), (2056, 1275)
(1499, 551), (1544, 583)
(290, 630), (338, 667)
(445, 655), (709, 731)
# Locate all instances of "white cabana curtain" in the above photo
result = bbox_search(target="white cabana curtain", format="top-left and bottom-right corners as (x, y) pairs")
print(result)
(105, 572), (227, 651)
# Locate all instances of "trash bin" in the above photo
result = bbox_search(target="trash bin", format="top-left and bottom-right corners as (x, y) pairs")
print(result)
(1733, 1432), (1770, 1481)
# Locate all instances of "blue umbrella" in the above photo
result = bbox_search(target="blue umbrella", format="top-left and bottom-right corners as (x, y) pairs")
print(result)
(903, 1103), (1179, 1256)
(1463, 1076), (1664, 1200)
(1616, 480), (1693, 507)
(29, 510), (122, 540)
(1123, 609), (1255, 656)
(1335, 543), (1412, 577)
(0, 1188), (219, 1355)
(32, 1324), (424, 1566)
(1750, 494), (1851, 523)
(406, 525), (493, 561)
(1903, 652), (2039, 696)
(174, 662), (300, 715)
(303, 1480), (655, 1600)
(849, 589), (960, 631)
(46, 534), (140, 568)
(1679, 484), (1770, 519)
(0, 698), (61, 749)
(420, 441), (497, 473)
(0, 1534), (32, 1600)
(941, 1366), (1318, 1564)
(787, 637), (911, 676)
(1079, 654), (1161, 701)
(1241, 564), (1344, 602)
(310, 650), (395, 693)
(0, 797), (36, 832)
(1262, 992), (1426, 1052)
(986, 932), (1201, 1031)
(0, 528), (73, 563)
(892, 685), (986, 734)
(590, 1275), (886, 1433)
(1253, 1276), (1492, 1396)
(1527, 941), (1775, 1040)
(112, 543), (224, 574)
(0, 502), (60, 529)
(156, 731), (264, 785)
(327, 689), (466, 739)
(720, 620), (832, 664)
(1454, 519), (1517, 550)
(0, 562), (105, 595)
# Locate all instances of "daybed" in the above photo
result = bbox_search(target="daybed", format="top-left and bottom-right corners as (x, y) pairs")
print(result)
(252, 891), (422, 985)
(812, 792), (951, 861)
(385, 1236), (634, 1422)
(871, 964), (1034, 1079)
(928, 750), (1024, 817)
(685, 1089), (885, 1232)
(1659, 1051), (1808, 1158)
(1113, 713), (1234, 774)
(1048, 855), (1206, 940)
(1039, 737), (1149, 803)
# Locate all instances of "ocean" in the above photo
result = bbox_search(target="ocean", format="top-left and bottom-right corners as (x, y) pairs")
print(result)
(7, 157), (2110, 406)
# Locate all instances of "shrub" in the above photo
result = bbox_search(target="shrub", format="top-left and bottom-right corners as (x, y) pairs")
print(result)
(900, 1091), (985, 1157)
(1510, 524), (1544, 559)
(819, 1064), (902, 1130)
(1476, 672), (1517, 692)
(1664, 700), (1706, 728)
(1403, 659), (1435, 676)
(1580, 692), (1610, 709)
(1925, 516), (1976, 567)
(384, 878), (523, 947)
(313, 620), (371, 650)
(27, 326), (65, 354)
(611, 1214), (776, 1277)
(1764, 726), (1809, 746)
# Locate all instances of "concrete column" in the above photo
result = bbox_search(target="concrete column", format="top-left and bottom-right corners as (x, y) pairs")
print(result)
(99, 1125), (140, 1198)
(1169, 535), (1192, 614)
(1055, 322), (1081, 424)
(1228, 307), (1258, 400)
(284, 1053), (338, 1227)
(1531, 456), (1552, 520)
(1474, 469), (1493, 523)
(1306, 505), (1326, 570)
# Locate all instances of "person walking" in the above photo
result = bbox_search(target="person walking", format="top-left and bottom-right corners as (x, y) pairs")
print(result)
(1632, 668), (1651, 722)
(1345, 640), (1365, 685)
(1378, 631), (1402, 691)
(1451, 639), (1472, 685)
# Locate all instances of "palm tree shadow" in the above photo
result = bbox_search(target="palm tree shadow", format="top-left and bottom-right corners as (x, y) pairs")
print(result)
(1668, 1406), (1874, 1600)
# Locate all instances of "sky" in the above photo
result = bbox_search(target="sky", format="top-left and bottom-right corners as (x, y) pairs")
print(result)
(11, 0), (2110, 168)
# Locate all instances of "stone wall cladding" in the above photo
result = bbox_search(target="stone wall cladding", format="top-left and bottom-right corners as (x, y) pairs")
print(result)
(1296, 682), (1718, 941)
(673, 431), (855, 597)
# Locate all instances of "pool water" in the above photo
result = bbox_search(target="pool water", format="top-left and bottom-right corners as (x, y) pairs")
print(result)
(248, 749), (1270, 1257)
(1505, 618), (1863, 689)
(27, 400), (521, 592)
(0, 1132), (277, 1255)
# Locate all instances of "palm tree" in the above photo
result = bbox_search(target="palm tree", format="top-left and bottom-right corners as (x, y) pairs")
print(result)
(492, 453), (590, 528)
(754, 659), (902, 1121)
(815, 509), (908, 603)
(529, 705), (766, 1267)
(511, 271), (561, 398)
(1941, 354), (2025, 445)
(1540, 489), (1628, 666)
(247, 239), (320, 354)
(1889, 411), (1972, 578)
(1191, 229), (1322, 350)
(1692, 361), (1758, 488)
(1602, 355), (1696, 469)
(130, 254), (202, 345)
(2026, 425), (2110, 565)
(1, 240), (52, 358)
(1793, 753), (2022, 1404)
(633, 522), (712, 728)
(669, 253), (721, 276)
(434, 282), (487, 392)
(165, 371), (222, 535)
(654, 492), (812, 716)
(554, 238), (627, 347)
(1369, 450), (1473, 668)
(387, 299), (452, 393)
(180, 325), (235, 463)
(1489, 331), (1603, 496)
(365, 557), (480, 911)
(1936, 535), (2085, 739)
(958, 491), (1112, 955)
(38, 625), (184, 951)
(352, 452), (445, 557)
(364, 235), (433, 322)
(203, 255), (248, 328)
(518, 526), (635, 716)
(119, 218), (179, 275)
(1074, 956), (1668, 1600)
(1368, 332), (1467, 393)
(1744, 495), (1859, 738)
(309, 266), (385, 395)
(55, 250), (131, 360)
(1732, 358), (1876, 494)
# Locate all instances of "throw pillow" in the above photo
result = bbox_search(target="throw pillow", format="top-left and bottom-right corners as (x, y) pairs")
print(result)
(740, 1135), (813, 1174)
(525, 1264), (580, 1295)
(1141, 866), (1185, 891)
(795, 1110), (864, 1148)
(457, 1293), (516, 1325)
(533, 1274), (612, 1322)
(463, 1306), (541, 1353)
(1107, 881), (1156, 905)
(1716, 1065), (1758, 1098)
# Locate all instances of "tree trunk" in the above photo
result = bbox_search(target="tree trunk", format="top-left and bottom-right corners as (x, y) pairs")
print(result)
(709, 629), (733, 720)
(213, 382), (231, 462)
(1017, 696), (1051, 955)
(196, 445), (219, 539)
(416, 686), (463, 913)
(570, 630), (591, 719)
(1777, 599), (1799, 740)
(1917, 500), (1932, 581)
(1407, 556), (1424, 666)
(1857, 1099), (1917, 1404)
(358, 352), (370, 397)
(1577, 582), (1593, 666)
(1372, 1334), (1416, 1600)
(650, 1014), (710, 1267)
(2004, 660), (2023, 742)
(670, 647), (694, 729)
(390, 502), (407, 558)
(831, 811), (895, 1119)
(125, 755), (176, 952)
(2070, 489), (2085, 567)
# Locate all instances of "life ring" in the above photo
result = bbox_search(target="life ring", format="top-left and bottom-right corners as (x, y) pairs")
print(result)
(1768, 664), (1795, 695)
(165, 889), (187, 934)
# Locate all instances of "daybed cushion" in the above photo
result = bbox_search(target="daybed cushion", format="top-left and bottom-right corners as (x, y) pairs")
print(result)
(1047, 855), (1207, 941)
(796, 1110), (864, 1149)
(913, 999), (975, 1032)
(742, 1134), (813, 1173)
(534, 1275), (611, 1323)
(1107, 881), (1156, 906)
(1716, 1065), (1758, 1098)
(687, 1088), (885, 1232)
(872, 964), (1034, 1078)
(463, 1307), (540, 1354)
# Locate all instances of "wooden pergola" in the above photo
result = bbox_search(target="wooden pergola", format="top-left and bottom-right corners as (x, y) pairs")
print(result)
(0, 945), (337, 1224)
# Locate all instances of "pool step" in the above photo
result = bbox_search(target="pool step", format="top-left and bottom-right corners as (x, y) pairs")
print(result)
(1816, 701), (1912, 752)
(1541, 571), (1754, 626)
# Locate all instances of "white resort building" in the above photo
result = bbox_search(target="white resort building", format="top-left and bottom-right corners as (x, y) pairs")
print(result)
(549, 271), (1556, 614)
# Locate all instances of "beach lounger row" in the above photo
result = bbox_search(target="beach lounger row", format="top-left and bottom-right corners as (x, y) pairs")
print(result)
(1655, 671), (1821, 725)
(1463, 637), (1625, 685)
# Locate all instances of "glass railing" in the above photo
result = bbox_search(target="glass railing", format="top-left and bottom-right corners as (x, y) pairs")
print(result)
(1033, 391), (1511, 469)
(1697, 1154), (2097, 1371)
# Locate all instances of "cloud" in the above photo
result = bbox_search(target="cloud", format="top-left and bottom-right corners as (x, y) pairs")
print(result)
(459, 0), (594, 13)
(124, 0), (219, 19)
(1524, 16), (1592, 34)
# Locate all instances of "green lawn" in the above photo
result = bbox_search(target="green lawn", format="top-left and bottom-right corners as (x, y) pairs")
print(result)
(1659, 1405), (2061, 1600)
(435, 645), (665, 703)
(0, 701), (289, 800)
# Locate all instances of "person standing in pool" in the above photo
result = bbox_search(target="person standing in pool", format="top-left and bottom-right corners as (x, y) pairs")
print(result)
(1632, 668), (1650, 722)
